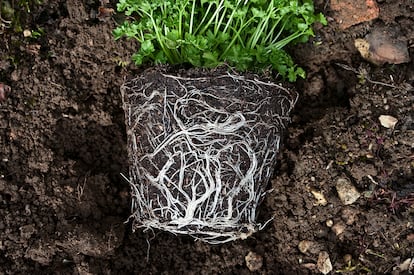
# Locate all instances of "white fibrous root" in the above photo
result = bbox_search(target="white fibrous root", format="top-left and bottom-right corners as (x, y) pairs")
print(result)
(121, 68), (297, 244)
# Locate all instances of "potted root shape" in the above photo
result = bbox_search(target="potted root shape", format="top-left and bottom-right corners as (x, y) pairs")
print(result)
(115, 0), (325, 243)
(121, 67), (297, 243)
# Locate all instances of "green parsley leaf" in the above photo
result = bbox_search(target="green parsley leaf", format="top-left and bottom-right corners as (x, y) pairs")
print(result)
(114, 0), (327, 81)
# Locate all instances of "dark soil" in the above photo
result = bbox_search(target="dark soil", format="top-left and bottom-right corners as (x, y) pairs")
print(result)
(1, 0), (413, 274)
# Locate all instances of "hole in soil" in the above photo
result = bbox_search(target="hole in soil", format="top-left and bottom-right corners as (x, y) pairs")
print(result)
(50, 118), (128, 181)
(293, 63), (355, 123)
(274, 152), (296, 177)
(297, 127), (315, 145)
(389, 170), (414, 196)
(36, 2), (69, 24)
(2, 193), (12, 202)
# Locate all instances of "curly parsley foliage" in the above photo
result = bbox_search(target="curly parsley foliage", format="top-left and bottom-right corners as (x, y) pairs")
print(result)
(114, 0), (326, 81)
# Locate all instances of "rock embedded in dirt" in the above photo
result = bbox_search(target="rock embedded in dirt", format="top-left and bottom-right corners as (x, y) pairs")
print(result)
(354, 28), (410, 65)
(23, 29), (32, 37)
(245, 251), (263, 272)
(331, 221), (346, 237)
(336, 178), (361, 205)
(393, 258), (414, 274)
(298, 240), (312, 254)
(330, 0), (379, 29)
(298, 240), (324, 255)
(325, 219), (334, 227)
(311, 190), (328, 206)
(341, 207), (359, 225)
(379, 115), (398, 129)
(343, 254), (352, 263)
(298, 240), (319, 254)
(317, 251), (333, 275)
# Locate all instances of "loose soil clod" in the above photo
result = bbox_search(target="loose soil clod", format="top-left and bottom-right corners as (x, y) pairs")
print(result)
(121, 67), (297, 243)
(0, 83), (11, 102)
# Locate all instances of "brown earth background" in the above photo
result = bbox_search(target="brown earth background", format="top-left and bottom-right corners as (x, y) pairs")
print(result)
(0, 0), (413, 274)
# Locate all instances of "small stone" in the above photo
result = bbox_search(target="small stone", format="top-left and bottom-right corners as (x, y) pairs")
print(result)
(298, 240), (313, 254)
(332, 222), (346, 236)
(298, 240), (323, 255)
(326, 219), (334, 227)
(343, 254), (352, 263)
(341, 207), (358, 225)
(311, 190), (328, 206)
(317, 251), (333, 275)
(245, 251), (263, 272)
(330, 0), (379, 30)
(394, 258), (413, 273)
(336, 178), (361, 205)
(23, 29), (32, 37)
(379, 115), (398, 129)
(355, 27), (410, 65)
(366, 153), (374, 159)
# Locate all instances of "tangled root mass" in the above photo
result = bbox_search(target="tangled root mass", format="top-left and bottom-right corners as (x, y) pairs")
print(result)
(121, 67), (297, 244)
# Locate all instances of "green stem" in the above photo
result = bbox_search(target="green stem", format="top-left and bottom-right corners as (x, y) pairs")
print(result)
(261, 17), (283, 46)
(220, 16), (256, 59)
(270, 30), (305, 50)
(222, 0), (243, 34)
(142, 9), (175, 63)
(194, 1), (215, 34)
(189, 0), (196, 34)
(198, 0), (224, 35)
(214, 7), (227, 36)
(247, 2), (274, 49)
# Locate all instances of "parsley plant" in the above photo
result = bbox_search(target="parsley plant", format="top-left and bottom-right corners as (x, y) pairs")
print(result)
(114, 0), (326, 81)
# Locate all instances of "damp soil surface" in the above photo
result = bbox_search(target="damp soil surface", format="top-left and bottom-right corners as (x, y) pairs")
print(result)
(1, 0), (413, 274)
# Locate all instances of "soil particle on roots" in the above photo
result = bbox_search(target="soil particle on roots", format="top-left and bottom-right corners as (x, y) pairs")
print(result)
(0, 0), (413, 274)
